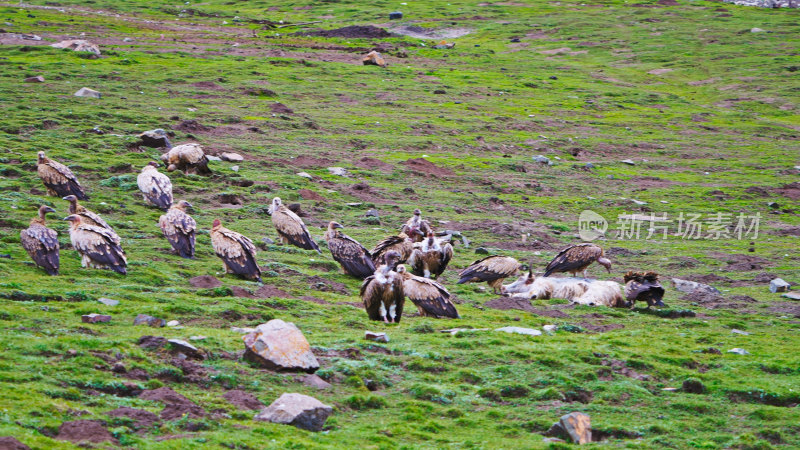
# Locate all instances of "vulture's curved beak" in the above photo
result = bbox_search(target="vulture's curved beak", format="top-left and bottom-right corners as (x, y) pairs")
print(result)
(333, 223), (344, 229)
(44, 207), (57, 214)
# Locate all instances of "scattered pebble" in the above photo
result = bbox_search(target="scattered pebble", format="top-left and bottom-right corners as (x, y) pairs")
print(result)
(495, 326), (542, 336)
(167, 320), (180, 327)
(74, 87), (101, 98)
(731, 329), (750, 335)
(98, 297), (119, 306)
(297, 172), (312, 179)
(621, 159), (635, 165)
(365, 331), (389, 343)
(728, 348), (750, 355)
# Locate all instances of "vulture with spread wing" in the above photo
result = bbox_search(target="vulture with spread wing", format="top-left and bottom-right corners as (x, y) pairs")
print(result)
(543, 243), (612, 278)
(269, 197), (321, 253)
(161, 143), (210, 175)
(361, 251), (405, 323)
(63, 194), (120, 244)
(137, 162), (173, 210)
(324, 221), (375, 278)
(65, 214), (127, 274)
(624, 271), (665, 308)
(408, 231), (453, 279)
(397, 265), (459, 318)
(37, 151), (87, 199)
(210, 219), (262, 281)
(457, 255), (521, 294)
(401, 208), (433, 242)
(20, 205), (60, 275)
(371, 232), (413, 266)
(159, 200), (197, 258)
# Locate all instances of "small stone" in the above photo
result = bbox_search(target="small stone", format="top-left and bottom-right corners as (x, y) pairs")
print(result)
(168, 339), (204, 359)
(167, 320), (180, 327)
(362, 50), (387, 68)
(681, 378), (706, 394)
(231, 165), (239, 172)
(138, 129), (170, 148)
(189, 335), (207, 341)
(584, 163), (595, 169)
(230, 326), (256, 334)
(731, 329), (750, 336)
(728, 348), (750, 355)
(767, 201), (780, 209)
(220, 152), (244, 162)
(751, 27), (765, 33)
(123, 37), (133, 42)
(782, 292), (800, 300)
(243, 319), (320, 372)
(254, 393), (332, 432)
(671, 278), (720, 295)
(365, 209), (379, 218)
(297, 374), (332, 390)
(559, 412), (591, 444)
(327, 167), (348, 177)
(98, 297), (119, 306)
(365, 331), (389, 343)
(74, 87), (101, 98)
(24, 75), (44, 83)
(133, 314), (166, 327)
(389, 11), (403, 19)
(543, 325), (557, 334)
(346, 202), (362, 207)
(297, 172), (312, 179)
(532, 155), (552, 165)
(621, 159), (635, 165)
(607, 174), (615, 179)
(206, 155), (221, 161)
(51, 39), (100, 55)
(475, 247), (489, 255)
(631, 199), (647, 205)
(495, 327), (542, 336)
(262, 237), (275, 245)
(82, 313), (111, 324)
(770, 278), (790, 293)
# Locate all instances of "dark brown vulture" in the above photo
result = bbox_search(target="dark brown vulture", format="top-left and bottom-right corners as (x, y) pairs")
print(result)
(210, 219), (262, 282)
(137, 162), (173, 210)
(161, 143), (210, 175)
(62, 194), (120, 245)
(624, 271), (665, 308)
(269, 197), (321, 253)
(457, 255), (521, 294)
(543, 243), (612, 278)
(400, 208), (433, 242)
(397, 265), (459, 319)
(65, 214), (127, 274)
(37, 151), (88, 200)
(159, 200), (197, 258)
(324, 221), (375, 278)
(20, 205), (59, 275)
(371, 232), (413, 266)
(408, 231), (453, 279)
(361, 251), (404, 323)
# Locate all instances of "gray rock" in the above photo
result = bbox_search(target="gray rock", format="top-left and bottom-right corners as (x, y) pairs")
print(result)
(560, 412), (592, 444)
(24, 75), (44, 83)
(768, 201), (780, 209)
(168, 339), (204, 359)
(782, 292), (800, 300)
(167, 320), (180, 327)
(51, 39), (100, 55)
(728, 348), (750, 355)
(138, 129), (171, 148)
(621, 159), (635, 165)
(584, 162), (595, 169)
(262, 237), (275, 245)
(297, 172), (312, 179)
(231, 165), (239, 172)
(254, 393), (332, 431)
(220, 152), (244, 162)
(327, 167), (348, 177)
(607, 174), (615, 179)
(365, 331), (389, 343)
(671, 278), (721, 295)
(243, 319), (320, 373)
(389, 11), (403, 19)
(82, 313), (111, 324)
(769, 278), (790, 293)
(731, 329), (750, 335)
(751, 27), (765, 32)
(365, 209), (379, 218)
(133, 314), (166, 327)
(495, 327), (542, 336)
(475, 247), (489, 255)
(231, 326), (256, 334)
(98, 297), (119, 306)
(74, 87), (101, 98)
(631, 199), (647, 205)
(206, 155), (222, 161)
(296, 374), (332, 390)
(532, 155), (552, 165)
(543, 325), (557, 334)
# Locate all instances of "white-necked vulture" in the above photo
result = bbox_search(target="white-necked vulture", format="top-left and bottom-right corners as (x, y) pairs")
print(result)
(543, 243), (612, 278)
(62, 194), (120, 245)
(210, 219), (262, 282)
(20, 205), (60, 275)
(324, 221), (375, 278)
(624, 271), (665, 308)
(397, 265), (459, 319)
(65, 214), (127, 274)
(159, 200), (197, 258)
(361, 251), (404, 323)
(269, 197), (321, 253)
(37, 151), (87, 200)
(400, 208), (432, 242)
(137, 162), (173, 210)
(371, 232), (413, 266)
(408, 231), (453, 279)
(161, 143), (210, 175)
(457, 255), (521, 294)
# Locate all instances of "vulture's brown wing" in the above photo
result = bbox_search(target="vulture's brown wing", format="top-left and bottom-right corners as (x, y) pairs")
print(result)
(543, 244), (601, 276)
(360, 276), (384, 321)
(73, 225), (127, 274)
(20, 224), (59, 275)
(38, 160), (87, 199)
(404, 275), (458, 318)
(211, 228), (261, 280)
(407, 248), (425, 276)
(138, 171), (173, 210)
(371, 235), (403, 261)
(78, 209), (119, 244)
(457, 255), (520, 284)
(273, 208), (321, 253)
(329, 233), (375, 279)
(159, 209), (196, 258)
(391, 274), (405, 323)
(436, 243), (454, 278)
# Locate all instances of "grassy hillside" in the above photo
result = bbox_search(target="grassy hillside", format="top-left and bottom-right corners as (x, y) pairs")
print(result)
(0, 0), (798, 448)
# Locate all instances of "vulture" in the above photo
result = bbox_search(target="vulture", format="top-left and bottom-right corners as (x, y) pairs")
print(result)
(269, 197), (321, 253)
(137, 162), (173, 210)
(20, 205), (60, 275)
(324, 221), (375, 278)
(397, 265), (459, 319)
(457, 255), (521, 294)
(624, 271), (665, 308)
(361, 251), (404, 323)
(400, 208), (432, 242)
(543, 243), (612, 278)
(159, 200), (197, 258)
(210, 219), (262, 282)
(37, 151), (88, 200)
(408, 231), (453, 279)
(161, 143), (210, 175)
(371, 232), (413, 266)
(63, 194), (120, 244)
(65, 214), (127, 274)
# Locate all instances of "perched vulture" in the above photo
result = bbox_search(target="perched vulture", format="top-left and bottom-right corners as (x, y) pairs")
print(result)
(361, 251), (404, 323)
(161, 143), (210, 175)
(408, 231), (453, 279)
(269, 197), (321, 253)
(159, 200), (197, 258)
(37, 151), (87, 200)
(20, 205), (60, 275)
(137, 162), (173, 210)
(457, 255), (521, 294)
(371, 232), (413, 266)
(324, 221), (375, 278)
(624, 271), (665, 308)
(400, 208), (432, 242)
(397, 265), (459, 319)
(210, 219), (262, 282)
(543, 243), (612, 278)
(62, 194), (120, 245)
(65, 214), (127, 274)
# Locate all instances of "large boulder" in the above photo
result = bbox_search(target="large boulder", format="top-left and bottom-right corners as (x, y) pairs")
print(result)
(254, 393), (332, 431)
(74, 87), (101, 98)
(770, 278), (790, 293)
(139, 129), (171, 148)
(547, 412), (591, 444)
(243, 319), (320, 373)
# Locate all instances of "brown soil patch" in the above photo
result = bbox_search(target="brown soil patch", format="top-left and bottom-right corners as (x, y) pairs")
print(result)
(682, 292), (756, 310)
(484, 297), (570, 318)
(170, 358), (210, 384)
(353, 157), (395, 174)
(56, 420), (117, 444)
(301, 296), (329, 305)
(270, 102), (294, 114)
(230, 286), (255, 298)
(189, 275), (222, 288)
(685, 273), (753, 287)
(174, 119), (211, 133)
(708, 252), (771, 271)
(400, 158), (454, 176)
(298, 189), (327, 202)
(774, 182), (800, 200)
(189, 81), (223, 90)
(578, 322), (625, 333)
(767, 302), (800, 317)
(223, 390), (264, 411)
(598, 359), (650, 381)
(254, 285), (293, 299)
(107, 407), (160, 430)
(307, 276), (351, 295)
(296, 25), (393, 39)
(138, 335), (167, 350)
(140, 387), (206, 420)
(281, 155), (335, 169)
(771, 227), (800, 237)
(0, 437), (29, 450)
(630, 176), (677, 189)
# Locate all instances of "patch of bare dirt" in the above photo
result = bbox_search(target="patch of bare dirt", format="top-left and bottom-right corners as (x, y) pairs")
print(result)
(484, 297), (570, 318)
(306, 276), (350, 295)
(229, 286), (254, 298)
(297, 25), (393, 39)
(0, 437), (28, 449)
(107, 407), (160, 431)
(708, 252), (771, 271)
(598, 359), (650, 381)
(56, 420), (117, 444)
(354, 156), (395, 173)
(630, 176), (677, 189)
(174, 120), (211, 133)
(189, 81), (223, 90)
(270, 102), (294, 114)
(685, 273), (753, 287)
(223, 390), (264, 411)
(298, 189), (327, 202)
(401, 158), (454, 176)
(346, 182), (393, 204)
(189, 275), (222, 288)
(278, 155), (335, 169)
(391, 25), (471, 40)
(140, 387), (206, 420)
(254, 285), (293, 299)
(682, 292), (756, 310)
(771, 227), (800, 237)
(578, 322), (625, 333)
(767, 302), (800, 317)
(301, 296), (329, 305)
(774, 182), (800, 200)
